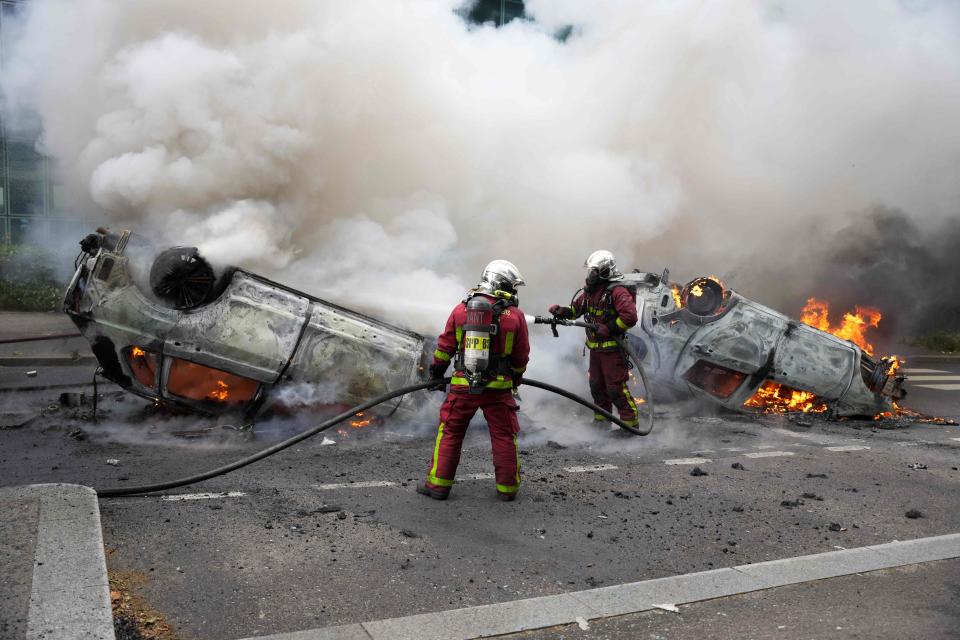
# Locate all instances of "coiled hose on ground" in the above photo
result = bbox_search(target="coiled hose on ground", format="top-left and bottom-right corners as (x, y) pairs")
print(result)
(96, 374), (654, 497)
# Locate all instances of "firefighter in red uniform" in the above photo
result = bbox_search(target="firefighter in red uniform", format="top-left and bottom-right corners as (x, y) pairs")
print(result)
(548, 250), (640, 428)
(419, 260), (530, 502)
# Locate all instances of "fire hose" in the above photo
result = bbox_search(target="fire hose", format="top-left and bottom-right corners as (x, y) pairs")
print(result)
(96, 375), (652, 497)
(532, 315), (654, 436)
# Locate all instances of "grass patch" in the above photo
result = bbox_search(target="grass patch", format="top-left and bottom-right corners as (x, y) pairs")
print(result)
(911, 331), (960, 353)
(0, 244), (63, 311)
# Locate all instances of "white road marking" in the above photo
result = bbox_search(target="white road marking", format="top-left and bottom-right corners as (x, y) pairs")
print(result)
(764, 428), (841, 445)
(825, 445), (871, 452)
(952, 438), (960, 442)
(754, 444), (777, 449)
(901, 368), (948, 374)
(722, 447), (746, 452)
(314, 481), (396, 490)
(914, 384), (960, 391)
(906, 376), (960, 381)
(664, 458), (711, 465)
(690, 449), (714, 455)
(161, 491), (246, 501)
(744, 451), (794, 458)
(564, 464), (619, 473)
(463, 472), (496, 480)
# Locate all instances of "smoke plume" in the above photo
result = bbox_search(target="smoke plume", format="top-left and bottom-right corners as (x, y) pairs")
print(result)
(4, 0), (960, 362)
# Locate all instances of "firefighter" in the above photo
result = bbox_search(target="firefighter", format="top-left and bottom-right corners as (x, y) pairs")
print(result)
(548, 250), (639, 428)
(419, 260), (530, 502)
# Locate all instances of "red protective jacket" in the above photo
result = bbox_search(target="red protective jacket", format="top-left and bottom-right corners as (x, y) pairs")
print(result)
(432, 293), (530, 391)
(561, 284), (638, 351)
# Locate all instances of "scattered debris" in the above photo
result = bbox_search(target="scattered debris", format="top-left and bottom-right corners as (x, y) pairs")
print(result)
(109, 570), (178, 640)
(25, 370), (38, 378)
(106, 459), (120, 466)
(336, 511), (347, 520)
(400, 529), (420, 539)
(828, 523), (846, 532)
(780, 499), (804, 508)
(575, 616), (590, 630)
(806, 473), (828, 479)
(321, 437), (336, 446)
(731, 462), (745, 470)
(907, 463), (928, 470)
(59, 392), (86, 407)
(67, 428), (87, 440)
(546, 440), (567, 450)
(801, 493), (824, 501)
(315, 505), (342, 514)
(905, 509), (925, 519)
(653, 603), (680, 613)
(690, 467), (709, 476)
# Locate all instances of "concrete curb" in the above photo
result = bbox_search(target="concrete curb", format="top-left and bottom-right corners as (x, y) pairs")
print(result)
(0, 484), (114, 640)
(238, 533), (960, 640)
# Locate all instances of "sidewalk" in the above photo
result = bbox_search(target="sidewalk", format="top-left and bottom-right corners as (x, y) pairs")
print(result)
(0, 484), (114, 640)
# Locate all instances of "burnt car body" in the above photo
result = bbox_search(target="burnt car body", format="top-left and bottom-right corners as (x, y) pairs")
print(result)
(64, 230), (429, 418)
(620, 271), (905, 417)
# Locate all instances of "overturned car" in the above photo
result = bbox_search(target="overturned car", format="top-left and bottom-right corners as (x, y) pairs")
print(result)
(618, 271), (906, 417)
(64, 229), (429, 419)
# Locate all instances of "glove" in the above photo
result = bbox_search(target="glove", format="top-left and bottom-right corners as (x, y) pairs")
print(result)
(512, 373), (524, 388)
(595, 323), (612, 339)
(548, 304), (565, 318)
(428, 363), (448, 391)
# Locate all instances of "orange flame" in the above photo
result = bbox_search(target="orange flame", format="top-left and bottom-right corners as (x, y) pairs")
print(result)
(350, 411), (372, 429)
(799, 297), (881, 355)
(208, 380), (229, 402)
(671, 286), (683, 308)
(131, 346), (146, 358)
(744, 381), (827, 413)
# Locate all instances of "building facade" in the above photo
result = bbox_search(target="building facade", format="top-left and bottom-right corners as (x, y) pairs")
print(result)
(1, 0), (82, 244)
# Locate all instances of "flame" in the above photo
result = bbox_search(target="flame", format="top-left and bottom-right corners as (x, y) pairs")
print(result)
(350, 411), (372, 428)
(799, 297), (881, 355)
(671, 286), (683, 308)
(885, 355), (903, 377)
(208, 380), (229, 402)
(130, 346), (146, 358)
(744, 381), (827, 414)
(690, 284), (704, 297)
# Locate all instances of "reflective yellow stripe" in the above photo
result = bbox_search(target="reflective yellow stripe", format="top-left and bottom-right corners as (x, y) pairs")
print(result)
(455, 326), (463, 344)
(504, 331), (515, 355)
(428, 422), (453, 487)
(427, 474), (455, 487)
(593, 414), (607, 422)
(615, 317), (629, 330)
(513, 433), (520, 488)
(497, 483), (519, 494)
(585, 340), (620, 349)
(621, 383), (639, 419)
(434, 349), (452, 361)
(450, 376), (513, 389)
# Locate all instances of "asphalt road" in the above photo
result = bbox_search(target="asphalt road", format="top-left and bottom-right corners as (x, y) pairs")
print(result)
(1, 360), (959, 640)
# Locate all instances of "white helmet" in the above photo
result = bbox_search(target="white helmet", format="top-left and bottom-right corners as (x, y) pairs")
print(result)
(584, 250), (623, 281)
(478, 259), (525, 294)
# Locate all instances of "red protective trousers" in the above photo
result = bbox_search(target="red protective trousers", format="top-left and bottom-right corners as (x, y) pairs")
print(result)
(588, 349), (639, 426)
(424, 390), (521, 498)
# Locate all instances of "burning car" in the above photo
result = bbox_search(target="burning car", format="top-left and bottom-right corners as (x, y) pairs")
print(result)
(619, 271), (906, 417)
(64, 229), (429, 419)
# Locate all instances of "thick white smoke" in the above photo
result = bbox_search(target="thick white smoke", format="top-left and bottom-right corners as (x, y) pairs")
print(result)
(4, 0), (960, 391)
